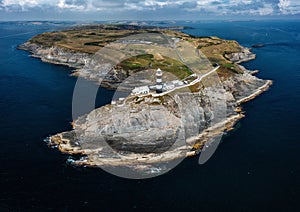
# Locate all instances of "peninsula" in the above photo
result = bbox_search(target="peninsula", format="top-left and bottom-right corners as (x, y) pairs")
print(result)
(19, 24), (272, 175)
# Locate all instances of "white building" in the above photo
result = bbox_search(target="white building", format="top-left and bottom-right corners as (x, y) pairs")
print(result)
(163, 82), (175, 91)
(172, 80), (184, 86)
(132, 86), (150, 95)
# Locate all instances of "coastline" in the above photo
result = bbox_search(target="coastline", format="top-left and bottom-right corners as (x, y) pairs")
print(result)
(237, 80), (273, 104)
(48, 114), (245, 168)
(47, 79), (270, 168)
(46, 73), (272, 169)
(19, 27), (273, 170)
(18, 42), (90, 69)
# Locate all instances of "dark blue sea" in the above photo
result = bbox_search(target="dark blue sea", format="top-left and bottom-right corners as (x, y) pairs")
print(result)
(0, 20), (299, 211)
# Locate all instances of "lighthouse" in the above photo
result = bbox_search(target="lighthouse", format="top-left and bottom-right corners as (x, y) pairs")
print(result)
(156, 68), (163, 93)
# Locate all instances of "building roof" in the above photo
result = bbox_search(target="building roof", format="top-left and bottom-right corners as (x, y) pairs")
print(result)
(132, 86), (150, 95)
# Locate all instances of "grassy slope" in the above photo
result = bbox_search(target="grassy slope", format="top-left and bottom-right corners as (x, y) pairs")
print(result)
(30, 29), (141, 54)
(29, 26), (244, 80)
(118, 54), (193, 80)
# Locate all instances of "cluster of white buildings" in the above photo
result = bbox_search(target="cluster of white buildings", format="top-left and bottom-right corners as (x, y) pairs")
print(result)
(163, 80), (184, 90)
(132, 86), (150, 95)
(131, 68), (187, 96)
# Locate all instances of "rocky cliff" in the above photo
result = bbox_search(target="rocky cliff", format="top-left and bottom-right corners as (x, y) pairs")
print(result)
(48, 70), (271, 170)
(19, 42), (90, 69)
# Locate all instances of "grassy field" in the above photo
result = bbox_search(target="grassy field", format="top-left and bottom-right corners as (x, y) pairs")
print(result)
(118, 54), (193, 80)
(30, 29), (144, 54)
(29, 25), (245, 80)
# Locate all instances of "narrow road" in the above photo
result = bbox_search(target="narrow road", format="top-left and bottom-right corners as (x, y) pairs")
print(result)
(189, 65), (220, 86)
(198, 65), (220, 82)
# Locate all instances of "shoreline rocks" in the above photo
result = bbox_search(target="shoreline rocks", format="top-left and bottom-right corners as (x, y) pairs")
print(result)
(47, 70), (272, 169)
(18, 42), (91, 69)
(225, 47), (256, 64)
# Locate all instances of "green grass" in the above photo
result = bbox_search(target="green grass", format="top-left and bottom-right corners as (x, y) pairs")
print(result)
(119, 54), (193, 80)
(222, 63), (235, 68)
(30, 32), (67, 47)
(28, 26), (246, 82)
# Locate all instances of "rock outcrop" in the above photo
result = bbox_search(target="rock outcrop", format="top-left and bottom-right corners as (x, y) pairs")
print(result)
(19, 42), (91, 69)
(48, 70), (272, 170)
(225, 47), (256, 64)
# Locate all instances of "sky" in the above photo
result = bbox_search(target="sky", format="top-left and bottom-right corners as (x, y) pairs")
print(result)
(0, 0), (299, 21)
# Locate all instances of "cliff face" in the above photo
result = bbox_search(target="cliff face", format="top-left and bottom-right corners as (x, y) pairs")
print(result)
(19, 42), (90, 68)
(225, 47), (256, 64)
(49, 70), (271, 169)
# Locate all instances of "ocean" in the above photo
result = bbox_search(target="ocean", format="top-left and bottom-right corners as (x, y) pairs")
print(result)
(0, 20), (299, 211)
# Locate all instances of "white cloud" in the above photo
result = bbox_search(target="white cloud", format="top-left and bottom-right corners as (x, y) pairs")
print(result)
(1, 0), (58, 11)
(278, 0), (290, 14)
(57, 0), (86, 11)
(258, 4), (274, 15)
(2, 0), (38, 7)
(2, 0), (38, 10)
(0, 0), (299, 15)
(278, 0), (300, 15)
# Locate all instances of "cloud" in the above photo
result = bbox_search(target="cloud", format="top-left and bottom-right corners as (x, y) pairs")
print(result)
(57, 0), (87, 10)
(0, 0), (299, 16)
(1, 0), (39, 10)
(278, 0), (300, 14)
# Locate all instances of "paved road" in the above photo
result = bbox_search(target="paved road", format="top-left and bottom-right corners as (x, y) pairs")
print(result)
(198, 66), (220, 82)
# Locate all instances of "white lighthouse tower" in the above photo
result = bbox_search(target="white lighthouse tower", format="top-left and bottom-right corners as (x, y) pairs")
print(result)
(156, 68), (163, 94)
